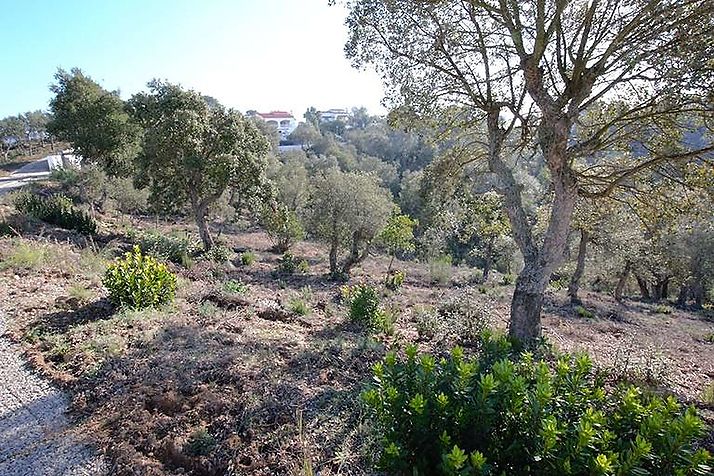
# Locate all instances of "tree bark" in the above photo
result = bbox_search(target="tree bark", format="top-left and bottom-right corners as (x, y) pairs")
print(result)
(635, 274), (651, 300)
(341, 231), (368, 275)
(329, 237), (339, 274)
(194, 204), (214, 251)
(567, 229), (589, 304)
(614, 262), (631, 303)
(481, 236), (495, 283)
(677, 282), (689, 308)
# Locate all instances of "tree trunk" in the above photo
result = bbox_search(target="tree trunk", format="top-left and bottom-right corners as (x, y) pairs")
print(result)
(635, 274), (651, 300)
(614, 262), (631, 303)
(341, 232), (366, 275)
(676, 282), (689, 308)
(567, 229), (589, 305)
(482, 237), (495, 283)
(194, 205), (214, 251)
(510, 262), (547, 343)
(652, 276), (669, 301)
(329, 237), (339, 274)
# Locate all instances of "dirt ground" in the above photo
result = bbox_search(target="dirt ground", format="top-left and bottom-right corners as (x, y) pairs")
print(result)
(0, 212), (712, 475)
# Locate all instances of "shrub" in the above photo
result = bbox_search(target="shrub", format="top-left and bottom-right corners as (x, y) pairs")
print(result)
(413, 290), (491, 345)
(204, 244), (232, 263)
(186, 429), (216, 456)
(103, 246), (177, 310)
(428, 255), (453, 285)
(277, 251), (309, 275)
(500, 273), (515, 286)
(289, 298), (310, 316)
(702, 382), (714, 405)
(15, 192), (96, 235)
(343, 283), (391, 333)
(362, 334), (712, 475)
(261, 204), (304, 253)
(223, 279), (248, 295)
(0, 240), (52, 271)
(654, 304), (673, 315)
(240, 251), (256, 266)
(575, 305), (595, 319)
(385, 270), (406, 291)
(133, 230), (201, 266)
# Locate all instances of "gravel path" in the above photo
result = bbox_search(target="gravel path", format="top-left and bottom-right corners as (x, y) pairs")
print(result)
(0, 313), (106, 476)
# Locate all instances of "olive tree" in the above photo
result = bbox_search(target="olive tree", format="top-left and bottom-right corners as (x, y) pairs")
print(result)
(342, 0), (714, 342)
(307, 168), (393, 275)
(48, 68), (140, 176)
(129, 80), (270, 250)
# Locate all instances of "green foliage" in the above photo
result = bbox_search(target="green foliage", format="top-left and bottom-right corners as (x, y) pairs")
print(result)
(261, 203), (304, 253)
(428, 255), (453, 285)
(48, 68), (140, 176)
(186, 429), (216, 456)
(203, 244), (231, 263)
(500, 273), (515, 286)
(362, 334), (712, 475)
(0, 240), (52, 271)
(133, 230), (200, 267)
(575, 305), (595, 319)
(380, 210), (417, 257)
(14, 192), (97, 235)
(289, 298), (310, 316)
(129, 80), (270, 250)
(654, 304), (674, 315)
(343, 283), (391, 333)
(385, 270), (406, 291)
(240, 251), (256, 266)
(222, 279), (248, 295)
(103, 246), (176, 310)
(702, 383), (714, 405)
(413, 290), (491, 344)
(277, 251), (309, 275)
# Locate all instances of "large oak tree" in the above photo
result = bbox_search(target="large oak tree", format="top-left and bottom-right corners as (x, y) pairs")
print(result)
(342, 0), (714, 342)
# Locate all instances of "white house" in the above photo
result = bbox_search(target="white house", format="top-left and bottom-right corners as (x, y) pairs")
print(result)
(255, 111), (298, 140)
(319, 108), (351, 123)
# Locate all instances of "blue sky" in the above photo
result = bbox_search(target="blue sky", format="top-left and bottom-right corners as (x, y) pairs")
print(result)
(0, 0), (386, 118)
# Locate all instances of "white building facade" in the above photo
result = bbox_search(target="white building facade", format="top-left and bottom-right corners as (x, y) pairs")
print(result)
(256, 111), (298, 140)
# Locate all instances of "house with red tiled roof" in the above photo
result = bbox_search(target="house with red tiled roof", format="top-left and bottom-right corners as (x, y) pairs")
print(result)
(255, 111), (298, 140)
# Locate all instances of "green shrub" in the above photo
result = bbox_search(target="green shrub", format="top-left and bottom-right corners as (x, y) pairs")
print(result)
(223, 279), (248, 295)
(240, 251), (256, 266)
(203, 244), (231, 263)
(0, 240), (52, 270)
(413, 290), (490, 344)
(261, 204), (304, 253)
(428, 255), (453, 285)
(362, 334), (712, 475)
(15, 192), (96, 235)
(385, 270), (406, 291)
(103, 246), (177, 310)
(575, 305), (595, 319)
(186, 429), (216, 456)
(343, 283), (391, 333)
(133, 230), (200, 266)
(289, 298), (310, 316)
(549, 274), (570, 291)
(702, 382), (714, 405)
(277, 251), (309, 275)
(654, 304), (673, 315)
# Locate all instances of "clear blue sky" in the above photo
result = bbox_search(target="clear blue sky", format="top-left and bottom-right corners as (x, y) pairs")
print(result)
(0, 0), (386, 118)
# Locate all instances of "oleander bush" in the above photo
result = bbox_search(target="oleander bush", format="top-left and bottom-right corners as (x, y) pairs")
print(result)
(103, 246), (176, 310)
(362, 333), (712, 475)
(15, 192), (96, 235)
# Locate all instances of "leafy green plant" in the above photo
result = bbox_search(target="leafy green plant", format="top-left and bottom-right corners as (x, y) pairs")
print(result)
(575, 305), (595, 319)
(500, 273), (515, 286)
(0, 240), (52, 270)
(103, 246), (176, 310)
(385, 270), (406, 291)
(289, 298), (310, 316)
(186, 428), (216, 456)
(203, 243), (231, 263)
(14, 192), (96, 234)
(240, 251), (256, 266)
(654, 304), (673, 315)
(413, 290), (490, 345)
(277, 251), (309, 275)
(701, 382), (714, 405)
(222, 279), (248, 295)
(343, 283), (391, 333)
(362, 334), (712, 475)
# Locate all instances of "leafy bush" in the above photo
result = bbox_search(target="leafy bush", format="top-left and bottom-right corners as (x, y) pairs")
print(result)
(343, 283), (391, 333)
(0, 240), (52, 271)
(428, 255), (453, 285)
(15, 192), (97, 234)
(204, 244), (232, 263)
(223, 279), (248, 295)
(133, 230), (200, 266)
(500, 273), (515, 286)
(362, 334), (712, 475)
(240, 251), (256, 266)
(277, 251), (309, 275)
(654, 304), (673, 315)
(261, 204), (304, 253)
(385, 270), (406, 291)
(103, 246), (177, 310)
(186, 429), (216, 456)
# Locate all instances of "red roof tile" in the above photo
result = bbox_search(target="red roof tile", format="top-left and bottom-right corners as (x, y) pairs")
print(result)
(257, 111), (294, 119)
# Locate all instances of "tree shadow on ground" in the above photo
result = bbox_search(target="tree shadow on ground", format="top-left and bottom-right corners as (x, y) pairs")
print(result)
(35, 298), (115, 334)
